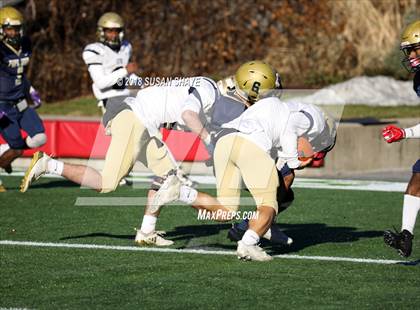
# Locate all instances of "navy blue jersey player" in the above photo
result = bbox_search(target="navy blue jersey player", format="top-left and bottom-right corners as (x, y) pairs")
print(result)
(383, 20), (420, 258)
(0, 6), (45, 191)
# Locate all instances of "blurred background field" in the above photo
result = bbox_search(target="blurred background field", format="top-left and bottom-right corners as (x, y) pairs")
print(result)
(37, 96), (420, 119)
(10, 0), (419, 103)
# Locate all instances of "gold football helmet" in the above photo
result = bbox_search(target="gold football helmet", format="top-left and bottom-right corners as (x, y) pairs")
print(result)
(0, 6), (24, 46)
(400, 20), (420, 72)
(234, 60), (279, 103)
(97, 12), (124, 49)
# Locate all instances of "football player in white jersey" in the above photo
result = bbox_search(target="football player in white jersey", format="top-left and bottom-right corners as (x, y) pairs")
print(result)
(82, 12), (140, 114)
(134, 62), (282, 246)
(151, 65), (336, 261)
(19, 76), (219, 246)
(383, 20), (420, 258)
(126, 76), (220, 244)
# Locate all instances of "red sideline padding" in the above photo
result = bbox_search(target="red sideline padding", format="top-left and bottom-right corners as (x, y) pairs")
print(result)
(0, 118), (323, 166)
(0, 119), (210, 161)
(161, 128), (209, 161)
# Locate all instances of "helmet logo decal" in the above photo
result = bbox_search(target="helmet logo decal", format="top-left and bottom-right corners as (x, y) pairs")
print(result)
(251, 81), (261, 94)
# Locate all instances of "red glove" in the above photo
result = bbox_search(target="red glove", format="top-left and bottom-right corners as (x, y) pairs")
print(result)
(382, 125), (405, 143)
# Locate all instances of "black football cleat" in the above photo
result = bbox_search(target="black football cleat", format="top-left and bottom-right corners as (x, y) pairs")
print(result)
(384, 229), (413, 258)
(227, 222), (247, 242)
(4, 163), (12, 174)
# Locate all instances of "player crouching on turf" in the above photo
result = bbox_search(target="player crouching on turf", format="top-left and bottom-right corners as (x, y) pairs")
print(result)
(0, 7), (45, 191)
(227, 100), (337, 247)
(151, 78), (336, 261)
(216, 64), (336, 247)
(19, 76), (219, 246)
(383, 20), (420, 258)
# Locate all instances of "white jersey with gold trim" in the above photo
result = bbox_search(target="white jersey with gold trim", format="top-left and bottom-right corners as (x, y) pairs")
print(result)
(82, 41), (132, 100)
(126, 77), (219, 136)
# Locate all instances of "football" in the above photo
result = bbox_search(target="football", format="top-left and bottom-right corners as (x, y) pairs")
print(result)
(297, 136), (314, 161)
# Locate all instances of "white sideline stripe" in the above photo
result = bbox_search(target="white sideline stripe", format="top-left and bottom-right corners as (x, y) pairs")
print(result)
(0, 240), (406, 265)
(1, 171), (406, 192)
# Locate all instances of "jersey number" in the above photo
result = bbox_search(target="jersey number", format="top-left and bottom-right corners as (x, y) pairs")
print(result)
(15, 61), (24, 86)
(251, 81), (261, 94)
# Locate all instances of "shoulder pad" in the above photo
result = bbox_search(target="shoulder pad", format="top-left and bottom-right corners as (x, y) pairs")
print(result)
(83, 43), (105, 56)
(121, 40), (130, 47)
(217, 76), (236, 96)
(82, 43), (104, 64)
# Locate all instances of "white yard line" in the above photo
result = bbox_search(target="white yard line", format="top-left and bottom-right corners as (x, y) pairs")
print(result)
(0, 240), (408, 265)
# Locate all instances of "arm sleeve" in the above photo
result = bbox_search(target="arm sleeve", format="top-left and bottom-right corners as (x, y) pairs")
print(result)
(181, 79), (217, 114)
(289, 112), (311, 136)
(278, 133), (301, 169)
(196, 81), (217, 113)
(181, 93), (202, 114)
(405, 123), (420, 139)
(82, 49), (128, 90)
(87, 63), (128, 90)
(277, 112), (311, 169)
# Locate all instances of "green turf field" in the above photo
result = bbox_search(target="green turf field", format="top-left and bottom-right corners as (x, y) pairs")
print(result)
(1, 175), (419, 309)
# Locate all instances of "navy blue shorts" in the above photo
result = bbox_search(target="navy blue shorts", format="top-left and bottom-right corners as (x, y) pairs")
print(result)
(413, 159), (420, 173)
(278, 163), (293, 178)
(0, 101), (44, 149)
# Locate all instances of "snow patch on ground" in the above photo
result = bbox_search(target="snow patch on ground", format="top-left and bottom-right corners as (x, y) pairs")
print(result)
(286, 76), (420, 106)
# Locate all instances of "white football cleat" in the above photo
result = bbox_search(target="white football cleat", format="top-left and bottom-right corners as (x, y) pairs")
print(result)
(20, 151), (50, 193)
(134, 230), (174, 246)
(149, 174), (181, 213)
(237, 240), (273, 262)
(263, 225), (293, 245)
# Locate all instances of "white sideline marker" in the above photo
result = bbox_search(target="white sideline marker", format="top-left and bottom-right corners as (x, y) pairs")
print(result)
(0, 240), (408, 265)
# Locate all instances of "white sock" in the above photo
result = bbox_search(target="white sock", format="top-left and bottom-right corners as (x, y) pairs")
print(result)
(0, 143), (10, 156)
(47, 158), (64, 175)
(263, 227), (272, 239)
(179, 185), (198, 204)
(401, 194), (420, 234)
(241, 229), (260, 246)
(140, 215), (157, 234)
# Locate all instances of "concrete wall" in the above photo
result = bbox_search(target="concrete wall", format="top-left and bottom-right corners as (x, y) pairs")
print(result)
(299, 118), (419, 179)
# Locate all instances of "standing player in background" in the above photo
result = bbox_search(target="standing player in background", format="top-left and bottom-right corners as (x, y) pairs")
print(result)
(82, 12), (140, 186)
(82, 12), (140, 116)
(383, 20), (420, 258)
(0, 6), (45, 191)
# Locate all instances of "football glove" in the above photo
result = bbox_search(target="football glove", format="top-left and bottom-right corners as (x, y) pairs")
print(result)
(382, 125), (405, 143)
(29, 86), (42, 109)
